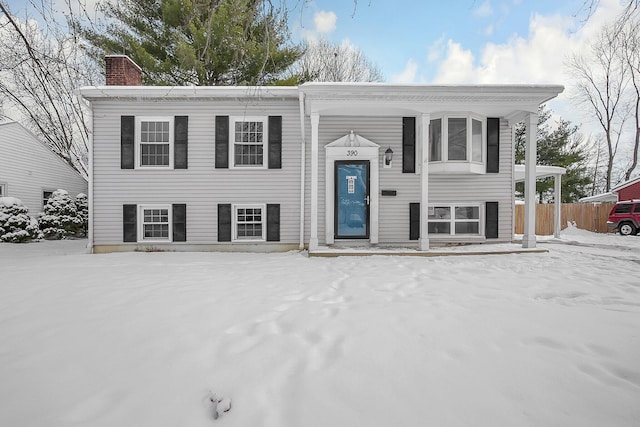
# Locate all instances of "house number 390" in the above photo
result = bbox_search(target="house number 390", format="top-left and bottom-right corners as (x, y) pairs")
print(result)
(347, 150), (358, 156)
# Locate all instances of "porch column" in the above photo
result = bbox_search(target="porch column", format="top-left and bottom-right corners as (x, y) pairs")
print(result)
(419, 113), (430, 251)
(523, 112), (538, 248)
(554, 174), (562, 238)
(309, 113), (320, 250)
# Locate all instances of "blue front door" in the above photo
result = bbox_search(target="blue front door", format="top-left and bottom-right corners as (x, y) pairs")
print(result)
(335, 161), (369, 239)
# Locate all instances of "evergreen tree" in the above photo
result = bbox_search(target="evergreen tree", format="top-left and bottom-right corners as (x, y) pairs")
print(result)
(75, 193), (88, 237)
(0, 197), (41, 243)
(76, 0), (301, 86)
(39, 190), (83, 239)
(515, 106), (593, 203)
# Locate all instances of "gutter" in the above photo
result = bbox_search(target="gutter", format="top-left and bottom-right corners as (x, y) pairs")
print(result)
(298, 91), (306, 250)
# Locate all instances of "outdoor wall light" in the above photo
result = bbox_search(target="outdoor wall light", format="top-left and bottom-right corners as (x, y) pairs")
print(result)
(384, 147), (394, 168)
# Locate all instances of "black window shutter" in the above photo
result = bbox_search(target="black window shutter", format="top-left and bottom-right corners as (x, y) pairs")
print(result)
(123, 204), (137, 242)
(215, 116), (229, 168)
(403, 117), (416, 173)
(485, 202), (499, 238)
(487, 118), (500, 173)
(174, 116), (188, 169)
(121, 116), (135, 169)
(409, 202), (420, 240)
(172, 204), (187, 242)
(266, 204), (280, 241)
(268, 116), (282, 169)
(218, 204), (232, 242)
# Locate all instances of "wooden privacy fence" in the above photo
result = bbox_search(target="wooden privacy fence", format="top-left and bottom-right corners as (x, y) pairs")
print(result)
(514, 203), (615, 235)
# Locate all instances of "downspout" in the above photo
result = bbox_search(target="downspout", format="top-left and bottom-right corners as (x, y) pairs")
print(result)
(298, 91), (306, 250)
(84, 98), (94, 253)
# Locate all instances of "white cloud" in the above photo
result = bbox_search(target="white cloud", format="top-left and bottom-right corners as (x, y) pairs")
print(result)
(429, 0), (627, 135)
(427, 35), (446, 63)
(433, 0), (625, 86)
(314, 10), (337, 34)
(391, 59), (419, 83)
(474, 1), (493, 17)
(484, 24), (494, 36)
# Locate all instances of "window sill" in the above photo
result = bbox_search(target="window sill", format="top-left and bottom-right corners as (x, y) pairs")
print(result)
(428, 235), (486, 241)
(428, 162), (485, 174)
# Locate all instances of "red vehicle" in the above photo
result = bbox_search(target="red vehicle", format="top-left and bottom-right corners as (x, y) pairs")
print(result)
(607, 200), (640, 235)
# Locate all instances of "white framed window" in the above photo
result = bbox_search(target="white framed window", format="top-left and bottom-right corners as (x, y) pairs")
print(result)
(0, 183), (6, 197)
(42, 190), (54, 209)
(230, 117), (267, 168)
(135, 117), (174, 169)
(232, 204), (266, 242)
(138, 204), (172, 242)
(429, 114), (486, 171)
(428, 204), (482, 236)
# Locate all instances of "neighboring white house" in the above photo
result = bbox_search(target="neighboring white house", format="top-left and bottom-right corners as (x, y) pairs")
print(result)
(79, 56), (563, 253)
(0, 122), (88, 213)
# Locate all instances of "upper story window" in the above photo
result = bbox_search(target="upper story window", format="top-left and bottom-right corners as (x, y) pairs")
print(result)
(231, 117), (267, 168)
(0, 183), (6, 197)
(136, 117), (174, 169)
(429, 114), (485, 174)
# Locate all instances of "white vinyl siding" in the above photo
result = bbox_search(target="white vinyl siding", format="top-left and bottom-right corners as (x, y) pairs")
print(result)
(91, 99), (300, 246)
(304, 116), (513, 245)
(0, 123), (87, 214)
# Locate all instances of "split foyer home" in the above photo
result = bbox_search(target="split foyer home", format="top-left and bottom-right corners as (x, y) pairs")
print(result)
(79, 55), (563, 253)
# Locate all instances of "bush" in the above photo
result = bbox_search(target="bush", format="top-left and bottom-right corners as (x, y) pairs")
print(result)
(39, 189), (83, 239)
(0, 197), (42, 243)
(75, 193), (88, 237)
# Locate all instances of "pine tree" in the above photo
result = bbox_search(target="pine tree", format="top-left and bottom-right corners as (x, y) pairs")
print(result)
(38, 190), (83, 239)
(515, 106), (593, 203)
(0, 197), (41, 243)
(76, 0), (302, 86)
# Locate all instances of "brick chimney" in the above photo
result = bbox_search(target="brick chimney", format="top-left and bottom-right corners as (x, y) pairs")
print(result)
(105, 55), (142, 86)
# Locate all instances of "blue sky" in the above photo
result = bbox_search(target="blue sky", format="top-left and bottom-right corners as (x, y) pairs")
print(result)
(287, 0), (628, 136)
(2, 0), (629, 133)
(290, 0), (579, 82)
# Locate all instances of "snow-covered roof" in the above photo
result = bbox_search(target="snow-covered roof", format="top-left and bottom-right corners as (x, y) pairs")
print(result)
(578, 192), (617, 203)
(611, 176), (640, 192)
(513, 164), (566, 182)
(78, 85), (300, 100)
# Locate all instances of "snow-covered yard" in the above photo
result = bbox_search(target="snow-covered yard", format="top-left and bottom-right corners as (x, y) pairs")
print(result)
(1, 227), (639, 427)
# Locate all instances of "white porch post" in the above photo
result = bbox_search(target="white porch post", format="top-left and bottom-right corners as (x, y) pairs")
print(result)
(309, 113), (320, 250)
(523, 112), (538, 248)
(419, 113), (430, 251)
(554, 174), (562, 238)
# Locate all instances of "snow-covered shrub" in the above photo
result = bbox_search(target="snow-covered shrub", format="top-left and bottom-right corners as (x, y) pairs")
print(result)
(0, 197), (42, 243)
(38, 189), (83, 239)
(75, 193), (88, 237)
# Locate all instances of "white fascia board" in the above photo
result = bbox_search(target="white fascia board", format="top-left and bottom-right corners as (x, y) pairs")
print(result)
(77, 85), (300, 101)
(300, 83), (564, 116)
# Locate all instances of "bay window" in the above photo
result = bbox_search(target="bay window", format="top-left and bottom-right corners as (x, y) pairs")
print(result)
(429, 114), (486, 173)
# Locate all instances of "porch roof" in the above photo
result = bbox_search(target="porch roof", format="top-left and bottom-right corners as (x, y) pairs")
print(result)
(300, 83), (564, 117)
